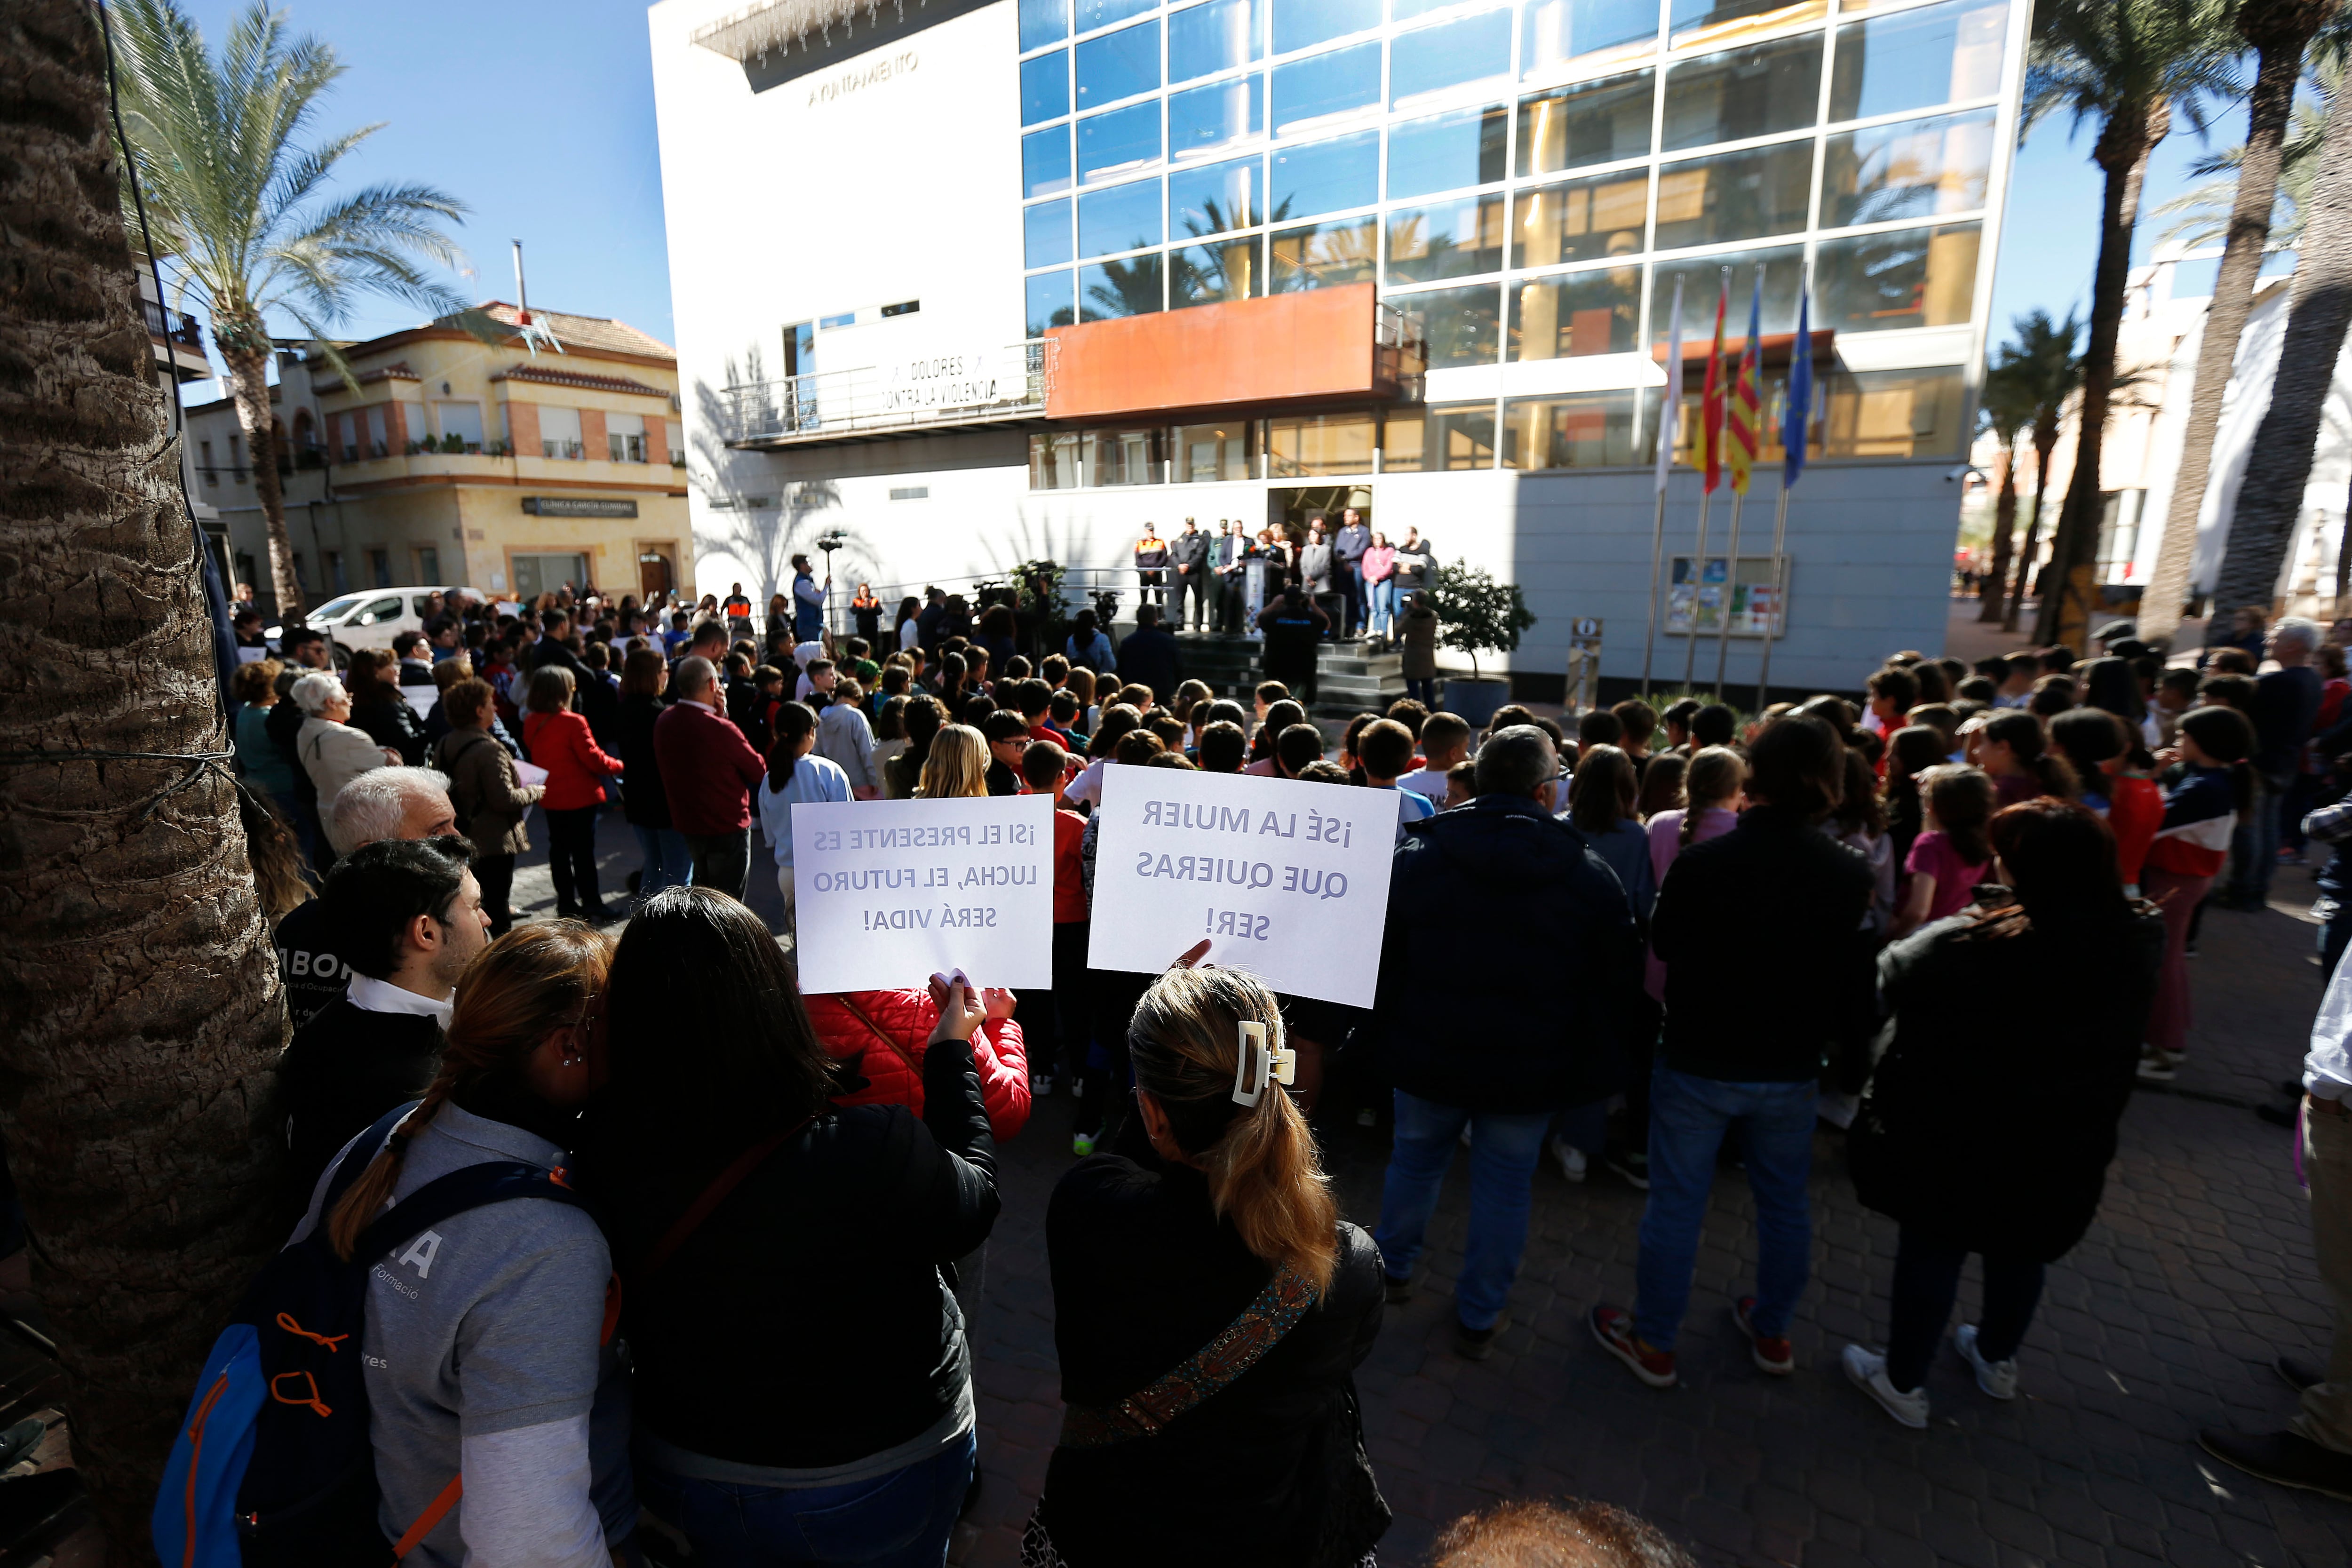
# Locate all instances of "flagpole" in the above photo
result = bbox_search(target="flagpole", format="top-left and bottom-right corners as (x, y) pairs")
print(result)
(1642, 277), (1687, 698)
(1713, 488), (1746, 700)
(1757, 265), (1813, 708)
(1641, 485), (1669, 697)
(1681, 489), (1712, 691)
(1756, 485), (1792, 700)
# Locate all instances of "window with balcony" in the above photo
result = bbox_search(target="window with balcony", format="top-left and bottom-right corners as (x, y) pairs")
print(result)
(1509, 265), (1640, 359)
(435, 401), (485, 449)
(1517, 69), (1654, 176)
(540, 406), (584, 460)
(1661, 33), (1823, 151)
(1814, 221), (1981, 333)
(1170, 0), (1263, 82)
(365, 406), (388, 459)
(1504, 389), (1651, 467)
(609, 412), (647, 463)
(1271, 217), (1377, 289)
(1081, 253), (1167, 318)
(1822, 108), (1994, 226)
(1390, 8), (1513, 108)
(1386, 102), (1509, 199)
(1270, 129), (1377, 216)
(1829, 0), (2007, 123)
(1512, 169), (1647, 268)
(1272, 0), (1379, 55)
(1521, 0), (1660, 76)
(200, 438), (216, 485)
(1398, 282), (1502, 368)
(1653, 139), (1815, 250)
(1384, 195), (1507, 284)
(1271, 40), (1379, 133)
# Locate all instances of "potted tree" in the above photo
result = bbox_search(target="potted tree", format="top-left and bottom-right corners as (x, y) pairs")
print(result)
(1426, 559), (1534, 726)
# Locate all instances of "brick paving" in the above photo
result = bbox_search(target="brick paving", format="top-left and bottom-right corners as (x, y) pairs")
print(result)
(522, 811), (2352, 1567)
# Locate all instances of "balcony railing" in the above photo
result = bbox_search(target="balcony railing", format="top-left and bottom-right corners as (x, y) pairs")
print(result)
(143, 300), (203, 350)
(721, 341), (1050, 448)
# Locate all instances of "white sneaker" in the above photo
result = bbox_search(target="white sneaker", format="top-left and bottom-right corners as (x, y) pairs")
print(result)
(2135, 1050), (2179, 1083)
(1816, 1090), (1859, 1130)
(1955, 1324), (2018, 1400)
(1030, 1072), (1056, 1097)
(1550, 1138), (1588, 1182)
(1843, 1344), (1930, 1429)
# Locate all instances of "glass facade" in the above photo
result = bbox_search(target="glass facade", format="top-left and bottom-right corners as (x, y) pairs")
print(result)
(1019, 0), (2010, 472)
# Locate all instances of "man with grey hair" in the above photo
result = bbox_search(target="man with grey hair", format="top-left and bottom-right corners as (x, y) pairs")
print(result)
(1367, 723), (1645, 1360)
(276, 767), (461, 1031)
(653, 653), (767, 901)
(2227, 614), (2324, 909)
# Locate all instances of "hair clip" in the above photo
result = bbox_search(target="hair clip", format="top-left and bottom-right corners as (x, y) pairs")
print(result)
(1231, 1020), (1295, 1107)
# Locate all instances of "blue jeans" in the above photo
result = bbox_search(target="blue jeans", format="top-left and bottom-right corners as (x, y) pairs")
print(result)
(2228, 777), (2283, 903)
(1634, 1064), (1816, 1351)
(1373, 1090), (1553, 1331)
(1368, 578), (1396, 637)
(637, 1430), (975, 1568)
(635, 825), (693, 898)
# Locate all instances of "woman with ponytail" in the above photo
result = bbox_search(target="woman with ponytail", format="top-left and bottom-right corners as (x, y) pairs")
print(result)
(1979, 710), (2077, 807)
(297, 921), (637, 1568)
(1643, 746), (1743, 1002)
(1026, 963), (1389, 1568)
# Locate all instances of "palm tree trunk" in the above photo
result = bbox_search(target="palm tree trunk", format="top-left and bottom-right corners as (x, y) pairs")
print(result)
(2141, 4), (2333, 643)
(2211, 73), (2352, 618)
(0, 4), (288, 1558)
(2008, 422), (2060, 632)
(218, 339), (302, 616)
(1979, 436), (2020, 621)
(2036, 99), (2169, 648)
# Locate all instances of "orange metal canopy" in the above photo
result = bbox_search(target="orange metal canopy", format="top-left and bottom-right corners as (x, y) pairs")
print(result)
(1044, 282), (1406, 422)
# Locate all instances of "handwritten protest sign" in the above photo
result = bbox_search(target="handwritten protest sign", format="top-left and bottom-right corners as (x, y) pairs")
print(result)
(1088, 768), (1399, 1006)
(792, 794), (1054, 994)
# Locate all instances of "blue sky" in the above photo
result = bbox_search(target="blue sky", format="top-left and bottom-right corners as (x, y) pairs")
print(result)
(160, 0), (2256, 388)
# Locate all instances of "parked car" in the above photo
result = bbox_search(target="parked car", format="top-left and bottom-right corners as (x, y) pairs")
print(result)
(268, 586), (467, 664)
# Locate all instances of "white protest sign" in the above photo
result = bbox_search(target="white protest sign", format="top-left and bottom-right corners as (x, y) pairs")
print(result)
(402, 686), (437, 720)
(792, 794), (1054, 994)
(1088, 768), (1398, 1007)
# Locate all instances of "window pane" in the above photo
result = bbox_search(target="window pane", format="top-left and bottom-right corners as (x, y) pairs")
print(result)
(1671, 0), (1826, 48)
(1814, 221), (1980, 333)
(1820, 365), (1966, 457)
(1654, 140), (1813, 249)
(1022, 51), (1070, 124)
(1517, 69), (1654, 175)
(1396, 283), (1502, 367)
(1026, 271), (1077, 336)
(1026, 198), (1074, 267)
(1022, 0), (1071, 51)
(1422, 404), (1500, 469)
(1830, 0), (2006, 122)
(1171, 74), (1263, 157)
(1821, 107), (1993, 225)
(1081, 254), (1167, 317)
(1662, 34), (1823, 151)
(1266, 410), (1375, 475)
(1271, 40), (1380, 132)
(1083, 428), (1163, 482)
(1173, 155), (1263, 235)
(1080, 101), (1163, 182)
(1504, 389), (1652, 467)
(1031, 430), (1083, 488)
(1270, 127), (1379, 215)
(1271, 216), (1378, 288)
(1385, 195), (1506, 284)
(1076, 21), (1160, 109)
(1079, 179), (1164, 254)
(1522, 0), (1661, 76)
(1174, 237), (1264, 305)
(1273, 0), (1380, 55)
(1025, 126), (1074, 196)
(1512, 169), (1648, 267)
(1170, 0), (1263, 82)
(1391, 8), (1514, 108)
(1078, 0), (1156, 31)
(1176, 420), (1257, 479)
(1509, 265), (1641, 358)
(1386, 103), (1509, 199)
(1647, 242), (1804, 346)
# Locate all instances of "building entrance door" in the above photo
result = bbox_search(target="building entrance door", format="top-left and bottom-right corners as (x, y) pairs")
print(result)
(638, 549), (675, 600)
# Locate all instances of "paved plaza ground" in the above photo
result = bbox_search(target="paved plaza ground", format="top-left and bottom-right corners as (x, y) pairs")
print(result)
(515, 801), (2351, 1568)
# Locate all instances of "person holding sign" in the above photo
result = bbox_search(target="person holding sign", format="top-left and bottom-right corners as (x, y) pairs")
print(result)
(756, 702), (851, 933)
(1026, 963), (1389, 1568)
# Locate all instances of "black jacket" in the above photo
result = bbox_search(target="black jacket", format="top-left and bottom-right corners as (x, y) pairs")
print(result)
(615, 693), (675, 829)
(1040, 1135), (1387, 1568)
(267, 697), (315, 805)
(591, 1037), (998, 1468)
(350, 691), (428, 766)
(273, 899), (349, 1032)
(278, 997), (443, 1199)
(1369, 795), (1645, 1113)
(1849, 904), (2163, 1260)
(1170, 530), (1211, 573)
(1115, 626), (1183, 703)
(1651, 806), (1875, 1082)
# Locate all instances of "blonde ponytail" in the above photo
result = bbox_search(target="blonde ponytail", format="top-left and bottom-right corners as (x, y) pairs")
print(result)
(1128, 967), (1340, 1293)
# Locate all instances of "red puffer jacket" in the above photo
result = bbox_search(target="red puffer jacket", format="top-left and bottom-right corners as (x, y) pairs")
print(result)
(803, 989), (1031, 1142)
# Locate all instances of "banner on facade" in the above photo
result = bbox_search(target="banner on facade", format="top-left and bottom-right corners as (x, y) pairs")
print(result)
(792, 794), (1054, 994)
(1087, 768), (1398, 1007)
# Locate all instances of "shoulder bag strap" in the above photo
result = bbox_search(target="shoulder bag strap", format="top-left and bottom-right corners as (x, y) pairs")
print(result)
(1058, 1264), (1320, 1448)
(838, 995), (922, 1075)
(637, 1117), (813, 1281)
(352, 1161), (586, 1268)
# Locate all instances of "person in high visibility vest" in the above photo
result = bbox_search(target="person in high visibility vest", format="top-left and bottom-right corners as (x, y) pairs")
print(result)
(1133, 524), (1169, 614)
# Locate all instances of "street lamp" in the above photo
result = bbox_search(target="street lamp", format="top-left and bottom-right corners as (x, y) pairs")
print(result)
(816, 529), (847, 635)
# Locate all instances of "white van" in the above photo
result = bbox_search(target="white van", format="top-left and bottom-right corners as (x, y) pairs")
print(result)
(268, 586), (467, 663)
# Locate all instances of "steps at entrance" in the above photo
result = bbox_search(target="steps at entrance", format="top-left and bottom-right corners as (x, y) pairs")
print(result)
(1164, 631), (1406, 720)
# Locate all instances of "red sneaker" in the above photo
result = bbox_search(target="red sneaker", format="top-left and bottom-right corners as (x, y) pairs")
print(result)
(1734, 1296), (1795, 1375)
(1589, 1305), (1677, 1388)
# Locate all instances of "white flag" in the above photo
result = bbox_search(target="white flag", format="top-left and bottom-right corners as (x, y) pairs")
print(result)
(1654, 275), (1685, 494)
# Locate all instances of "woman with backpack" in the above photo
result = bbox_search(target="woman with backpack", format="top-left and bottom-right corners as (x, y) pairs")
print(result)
(295, 921), (637, 1568)
(587, 889), (1000, 1566)
(1025, 963), (1388, 1568)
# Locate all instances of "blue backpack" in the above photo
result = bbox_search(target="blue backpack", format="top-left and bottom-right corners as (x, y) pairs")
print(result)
(152, 1106), (590, 1568)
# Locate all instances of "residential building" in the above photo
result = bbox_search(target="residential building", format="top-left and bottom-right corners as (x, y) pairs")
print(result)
(652, 0), (2031, 696)
(185, 303), (692, 617)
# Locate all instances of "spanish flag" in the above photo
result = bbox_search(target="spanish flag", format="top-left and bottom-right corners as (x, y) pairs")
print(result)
(1725, 268), (1763, 496)
(1700, 272), (1728, 495)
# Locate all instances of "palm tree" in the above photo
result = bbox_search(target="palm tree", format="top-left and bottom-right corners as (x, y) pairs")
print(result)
(2024, 0), (2240, 648)
(2, 0), (288, 1549)
(2149, 57), (2337, 254)
(1975, 355), (2036, 621)
(2140, 3), (2344, 644)
(111, 0), (478, 617)
(2000, 311), (2088, 632)
(2210, 67), (2352, 615)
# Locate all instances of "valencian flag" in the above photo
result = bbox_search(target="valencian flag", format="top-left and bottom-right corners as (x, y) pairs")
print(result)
(1783, 277), (1814, 486)
(1724, 268), (1763, 496)
(1700, 272), (1729, 494)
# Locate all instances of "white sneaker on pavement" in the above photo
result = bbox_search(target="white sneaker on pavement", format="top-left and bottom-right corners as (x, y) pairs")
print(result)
(1551, 1138), (1587, 1182)
(1954, 1324), (2018, 1400)
(1843, 1344), (1930, 1429)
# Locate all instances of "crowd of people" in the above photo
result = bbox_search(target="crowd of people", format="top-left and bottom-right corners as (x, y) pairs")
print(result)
(212, 580), (2352, 1565)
